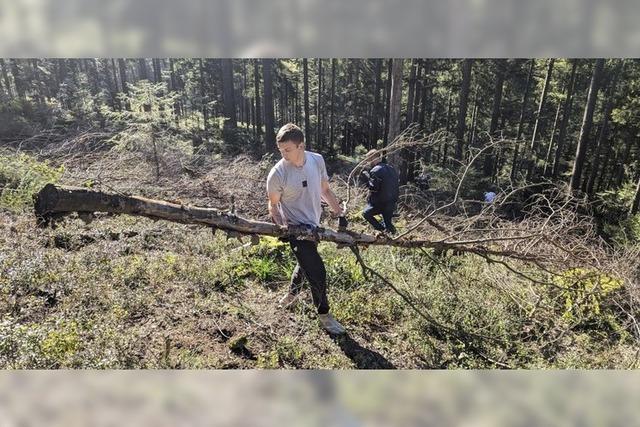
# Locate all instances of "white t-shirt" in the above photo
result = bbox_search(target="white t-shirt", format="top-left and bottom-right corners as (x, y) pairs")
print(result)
(266, 151), (329, 226)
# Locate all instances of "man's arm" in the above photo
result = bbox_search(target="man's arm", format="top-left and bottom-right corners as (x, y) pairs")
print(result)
(267, 191), (286, 226)
(367, 167), (383, 192)
(321, 179), (345, 216)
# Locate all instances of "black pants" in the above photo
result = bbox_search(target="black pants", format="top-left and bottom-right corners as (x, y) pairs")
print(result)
(289, 239), (329, 314)
(363, 201), (396, 233)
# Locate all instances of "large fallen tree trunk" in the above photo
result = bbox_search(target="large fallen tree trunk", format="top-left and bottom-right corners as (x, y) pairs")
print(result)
(34, 184), (452, 250)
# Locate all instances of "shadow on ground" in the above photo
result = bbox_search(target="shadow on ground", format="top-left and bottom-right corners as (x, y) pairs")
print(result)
(332, 333), (395, 369)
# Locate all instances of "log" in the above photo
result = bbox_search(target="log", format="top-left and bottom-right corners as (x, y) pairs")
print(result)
(33, 184), (441, 249)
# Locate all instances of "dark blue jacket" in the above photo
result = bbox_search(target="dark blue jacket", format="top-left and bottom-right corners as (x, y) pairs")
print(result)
(367, 161), (399, 205)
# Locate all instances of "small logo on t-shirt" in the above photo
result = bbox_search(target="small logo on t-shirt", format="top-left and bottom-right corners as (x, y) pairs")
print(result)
(302, 180), (308, 188)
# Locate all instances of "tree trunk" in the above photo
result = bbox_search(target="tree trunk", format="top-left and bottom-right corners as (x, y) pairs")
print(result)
(278, 74), (284, 124)
(166, 60), (176, 95)
(420, 61), (433, 132)
(511, 59), (535, 180)
(316, 59), (323, 150)
(251, 95), (256, 135)
(281, 74), (287, 125)
(603, 152), (619, 190)
(383, 59), (393, 147)
(527, 58), (555, 180)
(330, 58), (336, 152)
(468, 85), (479, 148)
(246, 93), (252, 128)
(418, 78), (428, 131)
(406, 61), (423, 181)
(542, 101), (562, 177)
(118, 59), (129, 94)
(95, 60), (113, 107)
(138, 58), (149, 80)
(455, 59), (473, 160)
(371, 59), (382, 148)
(221, 59), (237, 130)
(387, 59), (406, 183)
(169, 59), (181, 122)
(442, 87), (454, 166)
(117, 58), (131, 111)
(274, 74), (280, 125)
(489, 60), (507, 136)
(169, 59), (179, 94)
(262, 59), (276, 152)
(585, 61), (622, 195)
(241, 60), (248, 125)
(570, 59), (605, 192)
(429, 86), (438, 133)
(412, 60), (424, 127)
(387, 58), (404, 148)
(405, 59), (418, 126)
(294, 77), (300, 124)
(483, 59), (507, 177)
(287, 76), (292, 123)
(54, 59), (65, 92)
(109, 58), (119, 91)
(444, 87), (453, 133)
(34, 184), (447, 249)
(552, 60), (578, 179)
(254, 60), (262, 138)
(25, 59), (39, 99)
(199, 59), (209, 131)
(615, 138), (633, 188)
(84, 59), (100, 96)
(302, 58), (311, 149)
(630, 177), (640, 217)
(420, 62), (434, 163)
(152, 58), (162, 83)
(594, 132), (614, 193)
(106, 59), (119, 110)
(0, 67), (5, 99)
(0, 59), (13, 98)
(10, 60), (26, 99)
(151, 129), (161, 180)
(529, 59), (555, 153)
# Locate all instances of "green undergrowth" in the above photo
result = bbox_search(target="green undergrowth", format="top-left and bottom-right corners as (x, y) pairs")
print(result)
(0, 152), (64, 212)
(1, 206), (637, 369)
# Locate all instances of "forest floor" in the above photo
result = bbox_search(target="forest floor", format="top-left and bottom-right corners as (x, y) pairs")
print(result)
(1, 132), (639, 369)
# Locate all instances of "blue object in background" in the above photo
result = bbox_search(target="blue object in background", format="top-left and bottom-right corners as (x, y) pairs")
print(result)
(484, 191), (497, 203)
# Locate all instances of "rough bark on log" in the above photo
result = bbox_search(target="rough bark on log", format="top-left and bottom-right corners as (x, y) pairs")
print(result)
(34, 184), (443, 249)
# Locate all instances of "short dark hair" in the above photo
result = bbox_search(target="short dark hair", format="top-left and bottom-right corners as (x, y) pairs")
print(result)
(276, 123), (304, 145)
(365, 149), (382, 163)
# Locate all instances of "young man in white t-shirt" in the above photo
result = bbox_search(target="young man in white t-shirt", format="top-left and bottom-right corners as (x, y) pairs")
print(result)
(266, 123), (348, 335)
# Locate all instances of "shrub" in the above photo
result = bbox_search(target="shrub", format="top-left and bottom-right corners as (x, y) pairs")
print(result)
(554, 268), (624, 323)
(595, 182), (640, 244)
(256, 337), (304, 368)
(0, 99), (60, 139)
(208, 124), (259, 156)
(0, 152), (64, 212)
(40, 320), (80, 366)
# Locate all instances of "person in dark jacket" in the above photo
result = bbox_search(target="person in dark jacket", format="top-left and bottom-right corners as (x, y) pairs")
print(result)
(361, 149), (400, 234)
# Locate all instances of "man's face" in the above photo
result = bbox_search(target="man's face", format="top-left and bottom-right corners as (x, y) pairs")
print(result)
(277, 140), (304, 163)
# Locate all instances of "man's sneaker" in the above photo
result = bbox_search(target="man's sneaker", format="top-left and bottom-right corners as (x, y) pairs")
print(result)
(318, 313), (346, 335)
(278, 292), (299, 309)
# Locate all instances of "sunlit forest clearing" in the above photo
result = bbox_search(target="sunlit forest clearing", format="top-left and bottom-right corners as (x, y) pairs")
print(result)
(1, 58), (639, 368)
